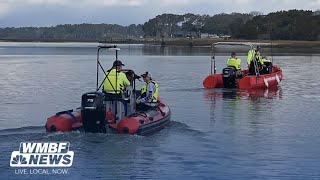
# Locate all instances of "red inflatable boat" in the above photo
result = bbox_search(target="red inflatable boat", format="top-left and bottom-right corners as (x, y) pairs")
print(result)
(45, 97), (171, 135)
(45, 109), (82, 132)
(203, 65), (283, 89)
(45, 45), (171, 135)
(203, 42), (283, 89)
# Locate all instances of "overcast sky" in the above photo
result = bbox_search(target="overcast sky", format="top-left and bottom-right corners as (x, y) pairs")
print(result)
(0, 0), (319, 27)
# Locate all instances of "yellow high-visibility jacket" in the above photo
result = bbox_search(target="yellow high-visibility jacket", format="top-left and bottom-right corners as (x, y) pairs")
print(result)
(103, 69), (130, 94)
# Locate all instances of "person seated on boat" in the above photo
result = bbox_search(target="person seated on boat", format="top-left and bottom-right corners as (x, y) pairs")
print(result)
(103, 60), (130, 99)
(247, 46), (264, 75)
(227, 52), (243, 78)
(136, 71), (159, 111)
(260, 56), (273, 74)
(126, 70), (141, 83)
(125, 70), (135, 83)
(124, 70), (141, 102)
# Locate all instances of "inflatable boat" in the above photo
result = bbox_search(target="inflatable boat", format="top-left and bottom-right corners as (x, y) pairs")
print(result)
(45, 45), (171, 135)
(203, 42), (283, 89)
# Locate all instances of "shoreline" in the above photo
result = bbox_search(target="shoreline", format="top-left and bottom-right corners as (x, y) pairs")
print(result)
(0, 38), (320, 48)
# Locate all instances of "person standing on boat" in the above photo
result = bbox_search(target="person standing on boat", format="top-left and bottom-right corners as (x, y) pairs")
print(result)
(103, 60), (130, 98)
(136, 72), (159, 111)
(227, 52), (243, 78)
(247, 46), (263, 75)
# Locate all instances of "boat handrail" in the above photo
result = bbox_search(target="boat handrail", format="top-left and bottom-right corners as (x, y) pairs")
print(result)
(98, 45), (117, 49)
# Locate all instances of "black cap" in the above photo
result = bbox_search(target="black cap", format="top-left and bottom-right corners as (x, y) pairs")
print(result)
(113, 60), (125, 67)
(141, 71), (152, 78)
(231, 52), (236, 56)
(256, 46), (261, 50)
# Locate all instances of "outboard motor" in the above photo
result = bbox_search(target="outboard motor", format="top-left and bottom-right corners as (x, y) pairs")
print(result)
(81, 92), (106, 133)
(222, 67), (236, 88)
(262, 62), (273, 74)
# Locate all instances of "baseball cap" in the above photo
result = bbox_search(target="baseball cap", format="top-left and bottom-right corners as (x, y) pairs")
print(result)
(141, 71), (152, 78)
(113, 60), (125, 67)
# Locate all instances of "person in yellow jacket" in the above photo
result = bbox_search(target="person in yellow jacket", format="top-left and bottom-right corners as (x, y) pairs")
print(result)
(136, 71), (159, 111)
(227, 52), (243, 78)
(103, 60), (130, 96)
(247, 46), (264, 75)
(261, 56), (271, 64)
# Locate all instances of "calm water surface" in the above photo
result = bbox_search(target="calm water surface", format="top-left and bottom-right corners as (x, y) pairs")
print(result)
(0, 42), (320, 179)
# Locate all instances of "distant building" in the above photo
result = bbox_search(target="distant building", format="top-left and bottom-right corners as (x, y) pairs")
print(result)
(186, 31), (198, 38)
(209, 34), (219, 39)
(220, 35), (231, 39)
(173, 31), (201, 38)
(200, 33), (209, 38)
(173, 31), (184, 38)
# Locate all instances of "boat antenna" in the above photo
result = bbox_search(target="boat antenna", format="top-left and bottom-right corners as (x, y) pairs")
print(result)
(115, 49), (118, 121)
(96, 47), (100, 91)
(211, 43), (216, 74)
(210, 46), (213, 74)
(270, 19), (274, 63)
(213, 48), (216, 74)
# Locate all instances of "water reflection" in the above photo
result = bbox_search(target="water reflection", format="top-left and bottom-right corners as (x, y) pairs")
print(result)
(55, 133), (160, 179)
(203, 87), (283, 124)
(0, 43), (318, 56)
(142, 45), (210, 56)
(204, 87), (283, 101)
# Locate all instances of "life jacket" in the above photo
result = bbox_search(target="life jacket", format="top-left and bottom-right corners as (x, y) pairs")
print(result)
(247, 49), (263, 65)
(261, 58), (271, 64)
(227, 57), (241, 70)
(103, 69), (130, 94)
(141, 84), (147, 97)
(141, 81), (158, 103)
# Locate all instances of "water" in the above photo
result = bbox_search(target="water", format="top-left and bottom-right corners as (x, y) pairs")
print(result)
(0, 42), (320, 179)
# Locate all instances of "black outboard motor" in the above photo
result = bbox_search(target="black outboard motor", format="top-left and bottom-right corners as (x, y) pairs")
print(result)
(81, 92), (106, 133)
(260, 62), (273, 74)
(222, 67), (236, 88)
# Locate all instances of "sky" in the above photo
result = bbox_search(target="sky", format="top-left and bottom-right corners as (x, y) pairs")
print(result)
(0, 0), (319, 27)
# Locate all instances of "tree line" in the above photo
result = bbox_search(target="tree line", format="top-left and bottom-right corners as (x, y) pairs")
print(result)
(236, 10), (320, 40)
(143, 10), (320, 40)
(142, 12), (251, 37)
(0, 10), (319, 41)
(0, 24), (144, 41)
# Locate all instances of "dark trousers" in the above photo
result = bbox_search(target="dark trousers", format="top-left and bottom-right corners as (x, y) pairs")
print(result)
(136, 103), (153, 111)
(103, 92), (122, 101)
(249, 61), (262, 75)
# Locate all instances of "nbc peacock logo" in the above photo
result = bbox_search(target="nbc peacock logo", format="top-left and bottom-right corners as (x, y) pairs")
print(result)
(11, 155), (28, 165)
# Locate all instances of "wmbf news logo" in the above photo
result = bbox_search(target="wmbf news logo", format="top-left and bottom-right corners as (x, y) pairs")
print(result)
(10, 142), (74, 167)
